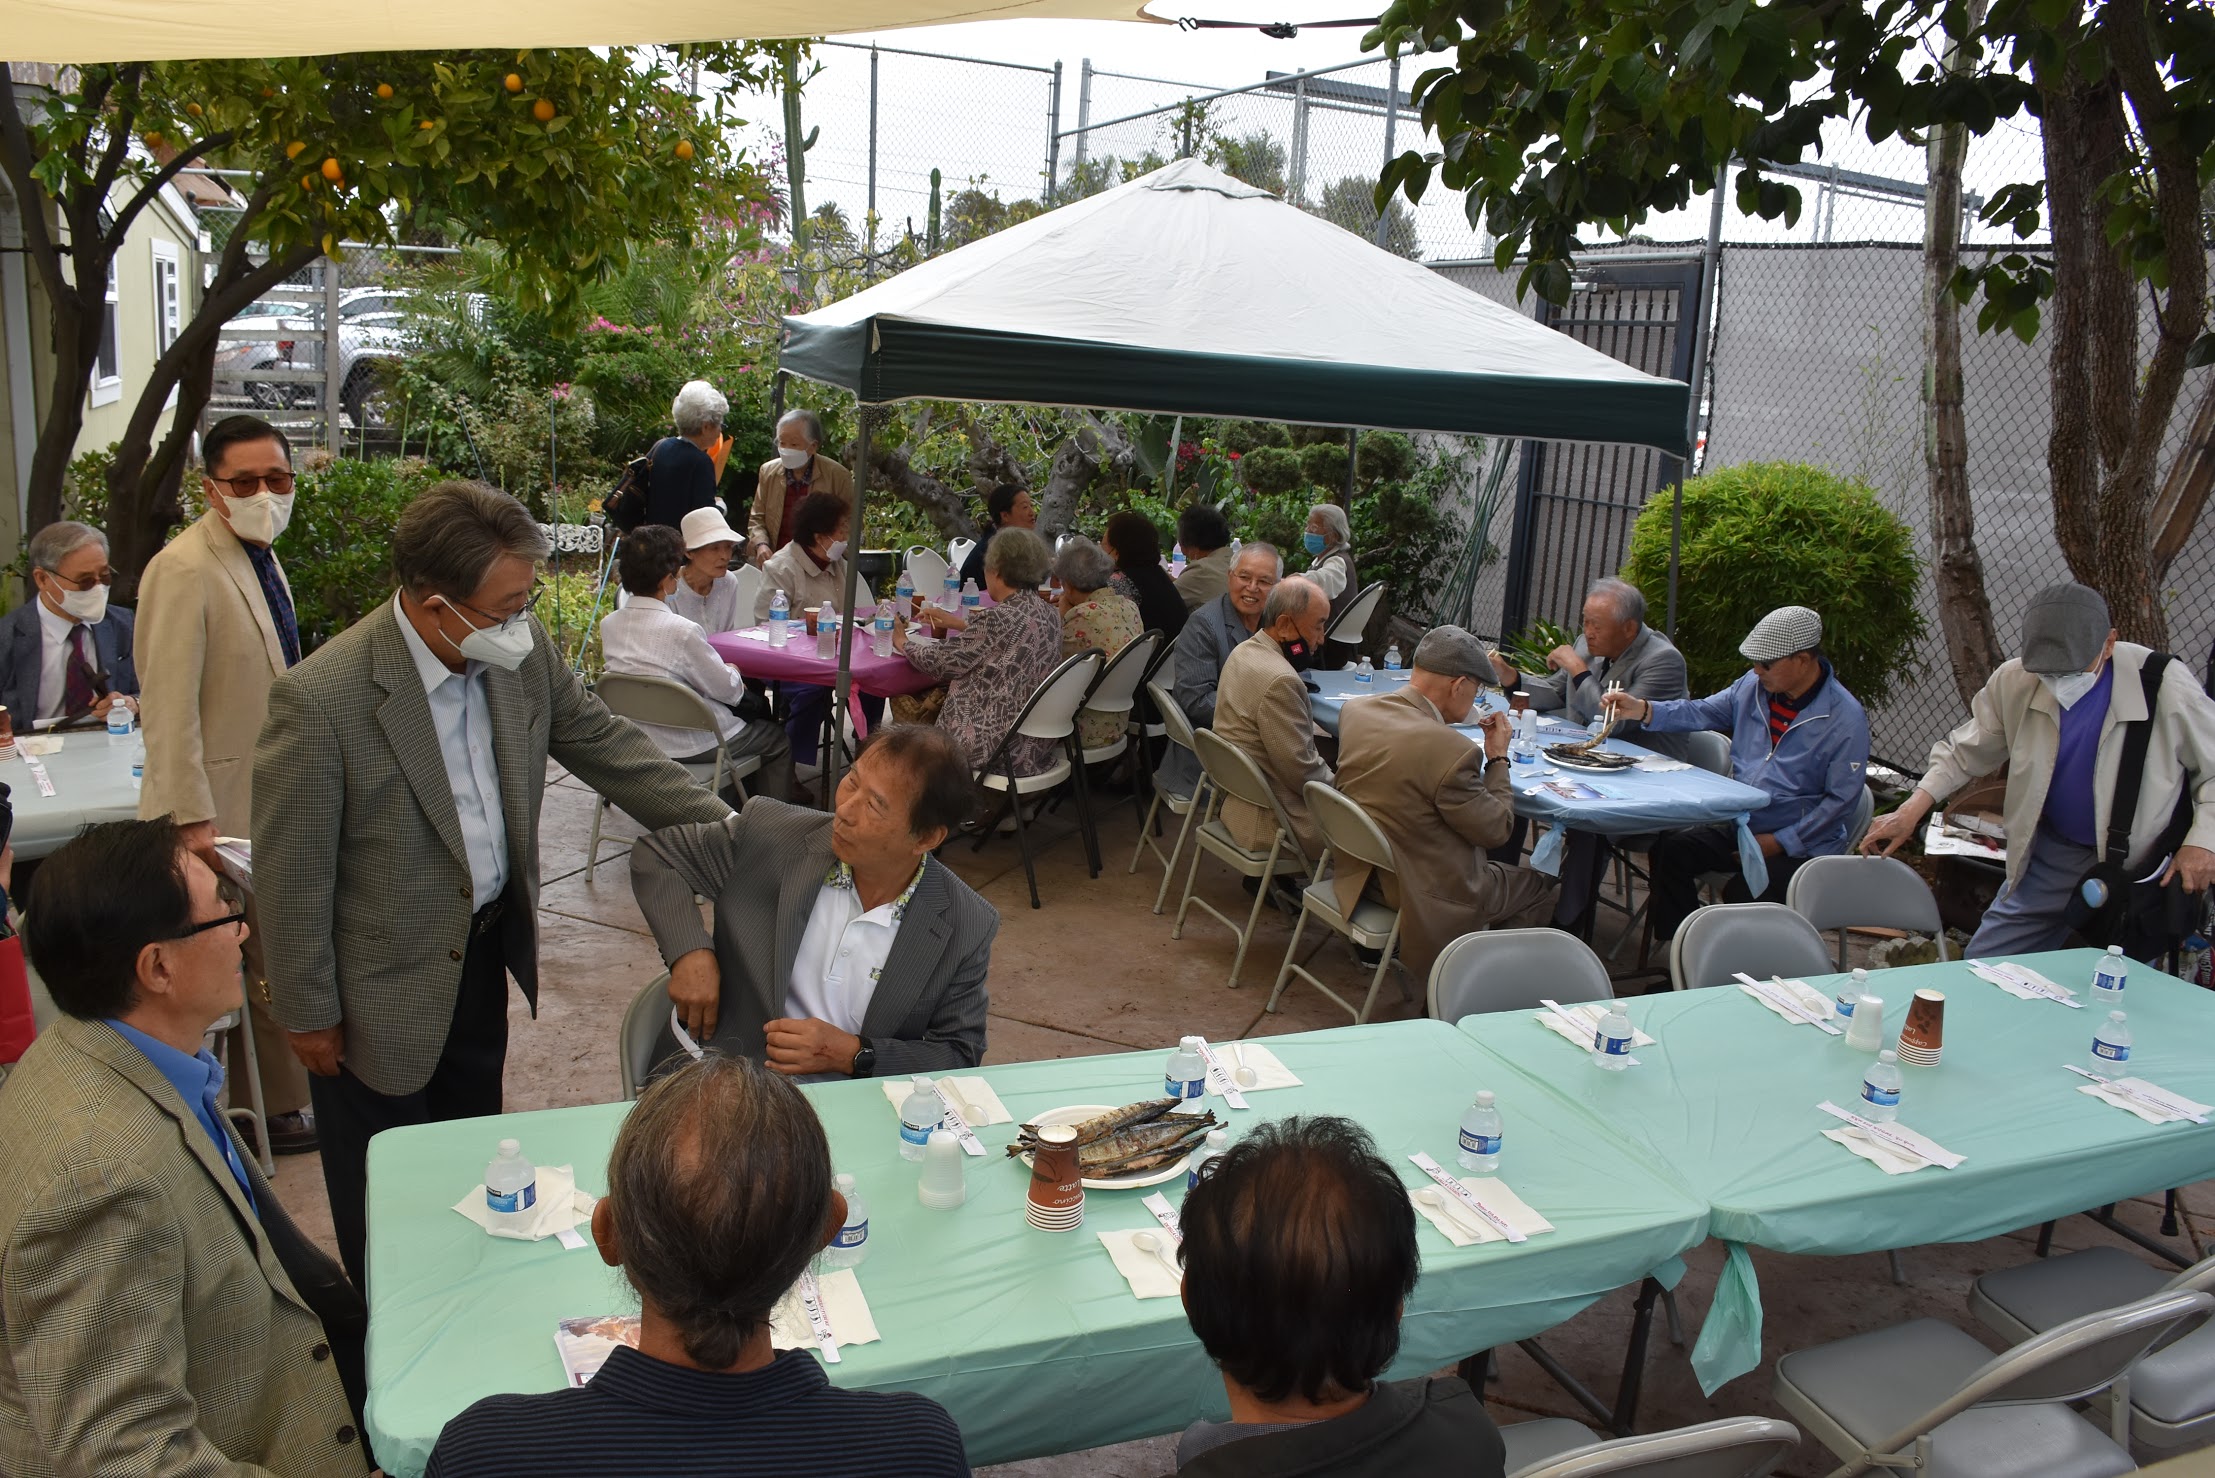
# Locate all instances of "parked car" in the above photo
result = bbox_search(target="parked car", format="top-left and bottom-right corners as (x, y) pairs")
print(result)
(211, 287), (418, 426)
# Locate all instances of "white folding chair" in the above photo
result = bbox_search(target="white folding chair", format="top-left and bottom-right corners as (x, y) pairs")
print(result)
(905, 545), (949, 596)
(1503, 1415), (1799, 1478)
(1787, 854), (1952, 970)
(1173, 729), (1315, 989)
(1131, 673), (1209, 914)
(1076, 629), (1166, 848)
(973, 650), (1104, 910)
(589, 674), (761, 878)
(1668, 901), (1833, 992)
(1324, 579), (1385, 649)
(947, 536), (977, 573)
(619, 972), (676, 1099)
(1429, 928), (1614, 1021)
(1266, 782), (1409, 1023)
(727, 563), (766, 628)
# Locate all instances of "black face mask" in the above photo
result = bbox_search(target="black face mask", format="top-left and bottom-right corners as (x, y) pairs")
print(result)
(1281, 636), (1316, 672)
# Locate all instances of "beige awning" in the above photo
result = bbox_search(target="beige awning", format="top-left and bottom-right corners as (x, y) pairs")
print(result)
(0, 0), (1157, 63)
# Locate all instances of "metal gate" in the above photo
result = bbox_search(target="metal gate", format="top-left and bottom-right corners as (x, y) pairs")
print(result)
(1498, 256), (1704, 635)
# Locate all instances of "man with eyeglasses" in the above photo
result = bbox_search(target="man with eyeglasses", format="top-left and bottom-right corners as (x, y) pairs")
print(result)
(0, 519), (139, 728)
(1603, 604), (1872, 941)
(254, 480), (732, 1287)
(136, 413), (317, 1155)
(0, 818), (367, 1477)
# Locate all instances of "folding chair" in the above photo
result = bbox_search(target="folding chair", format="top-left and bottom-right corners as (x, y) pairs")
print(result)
(589, 674), (761, 878)
(947, 536), (977, 573)
(727, 563), (765, 627)
(1787, 854), (1952, 971)
(1173, 729), (1314, 988)
(1668, 901), (1833, 992)
(1323, 579), (1385, 651)
(1265, 782), (1410, 1024)
(973, 650), (1104, 910)
(1076, 629), (1166, 853)
(206, 1007), (273, 1176)
(1429, 928), (1614, 1021)
(905, 545), (949, 597)
(1131, 673), (1209, 915)
(1503, 1415), (1799, 1478)
(1610, 730), (1734, 965)
(618, 972), (676, 1099)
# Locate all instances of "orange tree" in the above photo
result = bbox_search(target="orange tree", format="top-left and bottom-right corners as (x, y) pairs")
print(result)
(0, 47), (775, 590)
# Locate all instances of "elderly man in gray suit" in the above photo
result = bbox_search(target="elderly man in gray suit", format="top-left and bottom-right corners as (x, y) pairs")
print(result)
(254, 482), (731, 1286)
(1490, 577), (1692, 761)
(1157, 542), (1282, 800)
(632, 723), (996, 1081)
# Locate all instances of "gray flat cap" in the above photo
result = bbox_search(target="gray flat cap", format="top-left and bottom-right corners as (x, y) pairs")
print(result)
(1739, 606), (1823, 663)
(2019, 582), (2111, 674)
(1413, 625), (1492, 682)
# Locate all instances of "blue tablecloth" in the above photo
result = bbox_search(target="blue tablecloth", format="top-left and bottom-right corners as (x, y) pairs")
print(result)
(4, 732), (142, 859)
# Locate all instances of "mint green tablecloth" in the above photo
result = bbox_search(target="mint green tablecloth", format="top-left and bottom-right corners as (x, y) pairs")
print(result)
(6, 735), (141, 859)
(364, 1018), (1707, 1475)
(1453, 949), (2215, 1394)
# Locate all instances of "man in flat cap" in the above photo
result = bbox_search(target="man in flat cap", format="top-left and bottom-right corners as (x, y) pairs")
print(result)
(1863, 582), (2215, 957)
(1604, 605), (1871, 941)
(1335, 626), (1557, 976)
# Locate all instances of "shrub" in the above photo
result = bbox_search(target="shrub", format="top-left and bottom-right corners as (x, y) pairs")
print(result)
(1621, 461), (1927, 710)
(534, 569), (609, 681)
(283, 456), (452, 653)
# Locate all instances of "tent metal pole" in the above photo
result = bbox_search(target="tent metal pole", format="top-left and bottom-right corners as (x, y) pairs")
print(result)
(1342, 428), (1357, 508)
(828, 402), (876, 798)
(1669, 163), (1728, 640)
(1372, 57), (1400, 249)
(867, 47), (881, 275)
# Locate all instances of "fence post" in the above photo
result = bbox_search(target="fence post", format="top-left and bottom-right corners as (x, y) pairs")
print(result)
(1669, 164), (1729, 639)
(1290, 77), (1309, 205)
(322, 256), (341, 451)
(867, 46), (880, 274)
(1373, 57), (1400, 247)
(1045, 60), (1063, 202)
(1073, 59), (1093, 184)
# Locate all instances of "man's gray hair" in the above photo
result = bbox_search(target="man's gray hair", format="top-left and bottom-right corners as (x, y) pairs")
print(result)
(985, 526), (1051, 590)
(776, 407), (824, 447)
(671, 379), (729, 436)
(1234, 541), (1284, 579)
(28, 520), (108, 575)
(1262, 575), (1323, 628)
(1051, 535), (1116, 594)
(392, 481), (551, 600)
(1308, 504), (1349, 544)
(1589, 576), (1646, 626)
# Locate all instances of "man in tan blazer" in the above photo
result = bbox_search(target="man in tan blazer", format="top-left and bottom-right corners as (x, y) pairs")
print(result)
(1214, 577), (1333, 865)
(1334, 627), (1558, 977)
(255, 482), (732, 1286)
(0, 819), (365, 1477)
(747, 407), (855, 566)
(135, 413), (314, 1149)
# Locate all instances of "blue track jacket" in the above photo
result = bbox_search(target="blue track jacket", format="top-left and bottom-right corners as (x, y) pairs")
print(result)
(1644, 664), (1872, 856)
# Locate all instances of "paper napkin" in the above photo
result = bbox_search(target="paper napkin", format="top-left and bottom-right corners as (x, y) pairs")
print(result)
(2078, 1078), (2214, 1126)
(452, 1165), (595, 1243)
(1738, 976), (1839, 1028)
(1099, 1228), (1185, 1298)
(1634, 757), (1691, 772)
(769, 1269), (880, 1353)
(1408, 1178), (1555, 1247)
(879, 1075), (1012, 1126)
(15, 736), (62, 757)
(1968, 960), (2082, 1007)
(1815, 1103), (1964, 1175)
(1533, 1002), (1655, 1054)
(1209, 1042), (1302, 1091)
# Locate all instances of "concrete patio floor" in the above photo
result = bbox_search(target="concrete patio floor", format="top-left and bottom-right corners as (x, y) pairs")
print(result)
(266, 763), (2215, 1477)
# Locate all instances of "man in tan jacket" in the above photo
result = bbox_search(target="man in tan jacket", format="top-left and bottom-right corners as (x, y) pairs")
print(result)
(1214, 577), (1333, 865)
(747, 407), (854, 566)
(135, 413), (314, 1149)
(1334, 627), (1558, 977)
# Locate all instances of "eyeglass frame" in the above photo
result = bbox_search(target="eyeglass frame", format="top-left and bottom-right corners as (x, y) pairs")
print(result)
(205, 471), (297, 498)
(39, 566), (115, 591)
(168, 875), (249, 941)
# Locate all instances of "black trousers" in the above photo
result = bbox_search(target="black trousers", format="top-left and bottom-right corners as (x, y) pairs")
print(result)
(310, 900), (511, 1290)
(1648, 822), (1808, 941)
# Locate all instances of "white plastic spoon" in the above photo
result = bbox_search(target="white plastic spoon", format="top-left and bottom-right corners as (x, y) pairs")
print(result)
(1132, 1230), (1183, 1281)
(1417, 1187), (1487, 1240)
(1228, 1042), (1260, 1089)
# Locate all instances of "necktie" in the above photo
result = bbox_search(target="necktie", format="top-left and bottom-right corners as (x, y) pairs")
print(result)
(62, 624), (100, 718)
(243, 543), (302, 667)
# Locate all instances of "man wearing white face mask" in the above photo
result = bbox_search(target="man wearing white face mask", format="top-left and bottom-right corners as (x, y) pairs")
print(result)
(1864, 582), (2215, 957)
(136, 414), (316, 1153)
(0, 520), (139, 727)
(252, 480), (732, 1287)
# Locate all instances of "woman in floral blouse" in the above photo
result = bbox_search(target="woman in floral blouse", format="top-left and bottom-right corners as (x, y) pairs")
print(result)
(1053, 537), (1142, 752)
(893, 527), (1064, 776)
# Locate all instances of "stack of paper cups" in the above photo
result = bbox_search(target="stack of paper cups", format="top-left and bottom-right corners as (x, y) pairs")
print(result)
(1895, 989), (1946, 1065)
(1844, 995), (1886, 1052)
(1026, 1125), (1084, 1231)
(918, 1129), (966, 1210)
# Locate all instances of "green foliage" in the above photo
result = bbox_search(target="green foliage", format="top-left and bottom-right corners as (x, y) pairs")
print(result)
(1620, 462), (1928, 710)
(1238, 446), (1305, 497)
(281, 455), (451, 653)
(1500, 618), (1574, 675)
(1204, 131), (1289, 195)
(1312, 175), (1420, 259)
(533, 570), (608, 681)
(1298, 441), (1349, 491)
(942, 179), (1049, 251)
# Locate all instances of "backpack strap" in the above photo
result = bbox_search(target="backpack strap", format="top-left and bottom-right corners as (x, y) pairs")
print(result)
(2103, 652), (2175, 866)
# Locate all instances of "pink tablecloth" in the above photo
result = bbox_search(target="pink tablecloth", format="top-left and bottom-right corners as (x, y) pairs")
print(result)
(706, 625), (941, 698)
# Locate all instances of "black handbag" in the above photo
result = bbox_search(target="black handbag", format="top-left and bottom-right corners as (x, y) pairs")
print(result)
(603, 447), (655, 533)
(2062, 652), (2203, 962)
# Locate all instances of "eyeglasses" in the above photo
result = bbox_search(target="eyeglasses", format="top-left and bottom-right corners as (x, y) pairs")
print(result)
(454, 582), (546, 631)
(171, 877), (248, 940)
(45, 568), (115, 591)
(207, 471), (296, 497)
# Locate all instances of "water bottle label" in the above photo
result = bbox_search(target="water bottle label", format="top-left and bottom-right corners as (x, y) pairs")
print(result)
(1860, 1080), (1901, 1108)
(1458, 1129), (1502, 1156)
(900, 1120), (937, 1147)
(487, 1181), (536, 1214)
(2093, 1040), (2130, 1063)
(832, 1219), (868, 1249)
(1165, 1076), (1205, 1100)
(1834, 994), (1858, 1018)
(1594, 1030), (1632, 1056)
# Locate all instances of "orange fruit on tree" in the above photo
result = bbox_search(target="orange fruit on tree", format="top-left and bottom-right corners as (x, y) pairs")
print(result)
(674, 139), (695, 160)
(286, 139), (307, 159)
(321, 156), (343, 182)
(186, 102), (204, 117)
(419, 119), (436, 130)
(532, 98), (555, 123)
(301, 174), (316, 190)
(142, 131), (163, 147)
(504, 72), (524, 93)
(376, 83), (394, 100)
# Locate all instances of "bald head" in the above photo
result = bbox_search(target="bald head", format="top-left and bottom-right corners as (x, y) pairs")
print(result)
(1264, 576), (1329, 650)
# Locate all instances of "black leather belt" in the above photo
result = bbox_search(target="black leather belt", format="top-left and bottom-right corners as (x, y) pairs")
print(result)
(473, 897), (507, 936)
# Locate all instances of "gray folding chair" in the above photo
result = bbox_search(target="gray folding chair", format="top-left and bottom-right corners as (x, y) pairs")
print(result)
(1684, 730), (1731, 776)
(1173, 728), (1314, 989)
(1323, 579), (1385, 648)
(1265, 782), (1408, 1024)
(1608, 729), (1736, 965)
(973, 649), (1105, 907)
(619, 972), (676, 1100)
(1669, 901), (1834, 992)
(1430, 928), (1614, 1021)
(1773, 1288), (2212, 1478)
(590, 673), (761, 878)
(1971, 1246), (2215, 1450)
(1504, 1415), (1799, 1478)
(1132, 673), (1209, 914)
(1787, 854), (1952, 971)
(1844, 784), (1877, 853)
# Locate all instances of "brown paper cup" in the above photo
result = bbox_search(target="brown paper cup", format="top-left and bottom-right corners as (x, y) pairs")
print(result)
(1898, 988), (1946, 1061)
(802, 606), (821, 636)
(1029, 1125), (1083, 1213)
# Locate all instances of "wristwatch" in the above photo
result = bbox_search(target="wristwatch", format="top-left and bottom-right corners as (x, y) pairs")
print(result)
(849, 1036), (876, 1078)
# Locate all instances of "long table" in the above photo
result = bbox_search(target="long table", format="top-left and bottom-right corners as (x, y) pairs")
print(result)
(708, 623), (942, 699)
(363, 1019), (1709, 1474)
(4, 732), (142, 858)
(1453, 949), (2215, 1393)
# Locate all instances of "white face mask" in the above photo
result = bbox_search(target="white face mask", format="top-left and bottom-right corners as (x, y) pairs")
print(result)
(224, 490), (295, 544)
(54, 582), (109, 623)
(435, 596), (534, 672)
(825, 539), (848, 563)
(2040, 670), (2100, 710)
(778, 445), (812, 471)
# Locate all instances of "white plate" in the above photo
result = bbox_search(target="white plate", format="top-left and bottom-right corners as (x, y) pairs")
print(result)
(1018, 1103), (1207, 1190)
(1543, 745), (1636, 772)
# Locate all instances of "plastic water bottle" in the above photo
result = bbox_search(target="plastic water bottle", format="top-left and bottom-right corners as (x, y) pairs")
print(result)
(1457, 1090), (1503, 1174)
(485, 1138), (537, 1216)
(1837, 967), (1870, 1018)
(898, 1075), (941, 1162)
(960, 577), (983, 621)
(1592, 1002), (1634, 1070)
(941, 566), (962, 613)
(2091, 945), (2128, 1006)
(826, 1172), (869, 1267)
(1170, 547), (1187, 578)
(1186, 1128), (1229, 1191)
(1860, 1049), (1903, 1123)
(817, 602), (839, 661)
(1512, 707), (1540, 764)
(106, 703), (133, 744)
(871, 603), (894, 658)
(895, 567), (915, 620)
(131, 739), (145, 791)
(767, 588), (790, 648)
(1355, 655), (1375, 684)
(1383, 642), (1403, 672)
(2090, 1010), (2132, 1073)
(1164, 1036), (1206, 1101)
(2182, 934), (2213, 990)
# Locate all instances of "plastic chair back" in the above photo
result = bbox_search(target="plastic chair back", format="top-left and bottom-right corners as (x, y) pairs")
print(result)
(1324, 579), (1385, 645)
(1148, 674), (1198, 751)
(1508, 1416), (1800, 1478)
(1011, 650), (1103, 743)
(1685, 730), (1731, 776)
(1931, 1289), (2214, 1419)
(948, 536), (977, 573)
(1787, 855), (1948, 969)
(728, 563), (766, 627)
(1669, 902), (1834, 992)
(1430, 928), (1614, 1021)
(1306, 782), (1396, 878)
(1844, 784), (1876, 852)
(1084, 629), (1163, 720)
(619, 973), (675, 1100)
(1192, 727), (1281, 814)
(906, 545), (949, 594)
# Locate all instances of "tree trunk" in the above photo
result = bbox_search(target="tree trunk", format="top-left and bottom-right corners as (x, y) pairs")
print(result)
(1922, 0), (2003, 706)
(2149, 372), (2215, 579)
(865, 438), (977, 541)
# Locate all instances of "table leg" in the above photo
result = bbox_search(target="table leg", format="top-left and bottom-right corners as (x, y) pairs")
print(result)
(1550, 831), (1610, 942)
(2088, 1201), (2195, 1269)
(1510, 1274), (1662, 1438)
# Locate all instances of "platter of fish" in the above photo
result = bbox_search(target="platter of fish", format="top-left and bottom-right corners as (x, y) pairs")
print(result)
(1009, 1098), (1220, 1189)
(1541, 743), (1636, 771)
